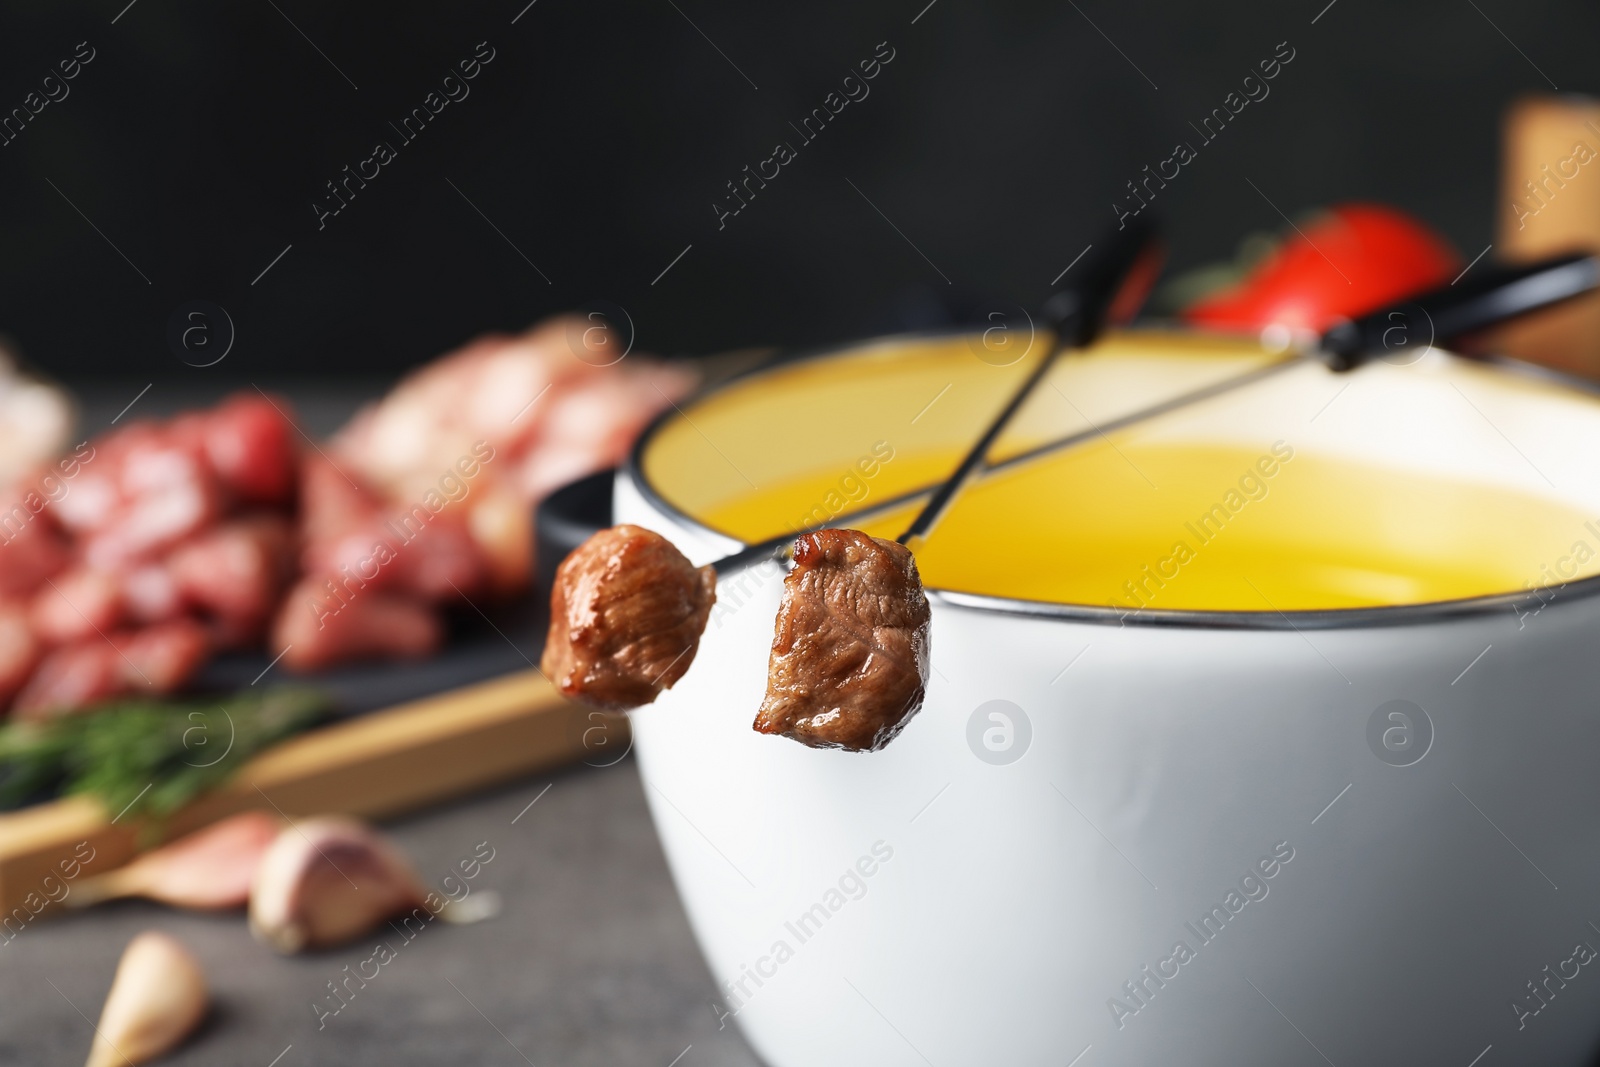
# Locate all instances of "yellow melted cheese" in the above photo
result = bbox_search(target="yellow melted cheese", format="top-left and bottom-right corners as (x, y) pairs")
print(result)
(644, 333), (1599, 612)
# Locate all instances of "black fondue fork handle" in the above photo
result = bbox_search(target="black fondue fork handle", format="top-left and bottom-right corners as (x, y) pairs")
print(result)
(894, 216), (1164, 551)
(1321, 251), (1600, 371)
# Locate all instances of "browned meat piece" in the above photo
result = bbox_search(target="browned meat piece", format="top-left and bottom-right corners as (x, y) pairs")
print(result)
(272, 578), (442, 672)
(754, 529), (931, 752)
(541, 525), (716, 711)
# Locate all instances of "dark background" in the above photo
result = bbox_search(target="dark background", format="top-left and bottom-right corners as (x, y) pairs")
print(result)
(0, 0), (1593, 387)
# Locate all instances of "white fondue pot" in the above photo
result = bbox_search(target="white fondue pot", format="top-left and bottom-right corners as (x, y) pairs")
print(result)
(615, 330), (1600, 1066)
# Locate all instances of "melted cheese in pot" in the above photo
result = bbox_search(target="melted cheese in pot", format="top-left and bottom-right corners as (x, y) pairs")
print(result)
(645, 332), (1600, 613)
(703, 440), (1596, 611)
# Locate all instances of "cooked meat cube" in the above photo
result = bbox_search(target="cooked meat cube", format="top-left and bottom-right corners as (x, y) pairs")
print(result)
(272, 578), (442, 672)
(541, 525), (716, 711)
(754, 529), (931, 752)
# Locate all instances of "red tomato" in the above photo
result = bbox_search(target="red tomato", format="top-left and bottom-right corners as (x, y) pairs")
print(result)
(1184, 203), (1461, 334)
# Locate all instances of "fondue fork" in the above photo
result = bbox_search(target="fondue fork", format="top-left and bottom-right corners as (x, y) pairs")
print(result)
(895, 218), (1166, 552)
(710, 249), (1598, 574)
(540, 221), (1161, 725)
(709, 216), (1165, 574)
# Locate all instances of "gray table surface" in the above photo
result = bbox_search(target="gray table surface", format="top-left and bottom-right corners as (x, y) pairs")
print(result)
(2, 759), (764, 1067)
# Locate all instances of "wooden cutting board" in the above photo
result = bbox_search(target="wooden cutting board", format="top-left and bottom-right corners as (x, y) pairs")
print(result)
(0, 669), (625, 921)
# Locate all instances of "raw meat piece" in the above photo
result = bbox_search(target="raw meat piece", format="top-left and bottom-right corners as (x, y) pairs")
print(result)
(272, 578), (441, 671)
(466, 487), (533, 592)
(169, 516), (294, 626)
(120, 563), (184, 624)
(115, 619), (211, 694)
(14, 620), (210, 718)
(387, 509), (486, 601)
(13, 642), (122, 718)
(296, 455), (402, 593)
(198, 393), (298, 506)
(30, 567), (123, 645)
(66, 424), (222, 568)
(0, 503), (71, 598)
(332, 319), (696, 595)
(0, 601), (40, 708)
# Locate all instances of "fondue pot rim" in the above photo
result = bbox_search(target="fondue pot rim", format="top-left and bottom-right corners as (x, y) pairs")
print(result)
(627, 326), (1600, 632)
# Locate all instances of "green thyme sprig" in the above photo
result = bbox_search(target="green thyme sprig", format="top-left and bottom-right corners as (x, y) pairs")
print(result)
(0, 687), (331, 824)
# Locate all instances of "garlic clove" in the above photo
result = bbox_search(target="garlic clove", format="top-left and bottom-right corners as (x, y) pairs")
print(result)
(70, 811), (284, 912)
(248, 816), (427, 953)
(85, 931), (208, 1067)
